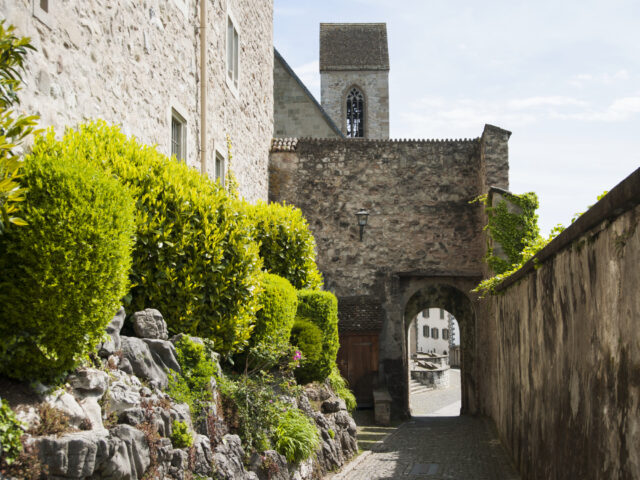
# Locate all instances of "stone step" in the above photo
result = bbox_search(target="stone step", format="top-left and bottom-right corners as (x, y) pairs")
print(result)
(410, 380), (430, 395)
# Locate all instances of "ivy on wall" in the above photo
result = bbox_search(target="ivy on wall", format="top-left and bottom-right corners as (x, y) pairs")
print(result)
(476, 191), (540, 274)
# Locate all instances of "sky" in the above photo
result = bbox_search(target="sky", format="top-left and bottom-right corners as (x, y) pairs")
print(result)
(274, 0), (640, 236)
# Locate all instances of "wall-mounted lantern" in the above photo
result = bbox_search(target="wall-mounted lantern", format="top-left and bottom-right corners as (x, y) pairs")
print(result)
(356, 209), (369, 241)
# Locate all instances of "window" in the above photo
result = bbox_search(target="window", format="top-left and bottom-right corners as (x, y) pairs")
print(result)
(422, 325), (429, 338)
(431, 328), (439, 340)
(226, 16), (239, 89)
(32, 0), (52, 27)
(423, 309), (430, 318)
(440, 309), (445, 319)
(442, 329), (449, 340)
(346, 87), (364, 137)
(171, 109), (186, 161)
(215, 151), (225, 186)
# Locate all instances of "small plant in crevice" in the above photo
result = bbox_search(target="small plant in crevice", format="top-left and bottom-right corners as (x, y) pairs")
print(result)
(170, 420), (193, 449)
(0, 398), (23, 465)
(274, 408), (320, 464)
(28, 403), (74, 437)
(167, 336), (218, 425)
(327, 365), (357, 413)
(0, 443), (47, 480)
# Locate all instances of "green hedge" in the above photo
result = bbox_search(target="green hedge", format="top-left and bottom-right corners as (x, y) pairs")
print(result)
(289, 319), (324, 384)
(239, 273), (298, 371)
(0, 135), (135, 380)
(294, 289), (339, 383)
(46, 121), (262, 356)
(245, 201), (323, 290)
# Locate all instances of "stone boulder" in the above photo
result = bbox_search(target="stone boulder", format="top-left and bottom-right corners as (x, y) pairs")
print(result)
(104, 370), (143, 417)
(68, 368), (109, 399)
(249, 450), (290, 480)
(120, 336), (180, 389)
(98, 307), (126, 358)
(213, 434), (258, 480)
(32, 424), (150, 479)
(44, 390), (89, 430)
(132, 308), (168, 340)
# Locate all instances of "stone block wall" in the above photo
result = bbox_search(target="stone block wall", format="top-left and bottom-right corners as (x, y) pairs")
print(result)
(320, 71), (389, 138)
(478, 167), (640, 479)
(271, 137), (486, 296)
(2, 0), (273, 202)
(274, 50), (342, 139)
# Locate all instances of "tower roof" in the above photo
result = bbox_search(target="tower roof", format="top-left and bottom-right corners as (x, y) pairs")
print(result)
(319, 23), (389, 72)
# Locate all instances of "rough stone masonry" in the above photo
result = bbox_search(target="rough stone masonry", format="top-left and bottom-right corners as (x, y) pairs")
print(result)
(270, 124), (511, 416)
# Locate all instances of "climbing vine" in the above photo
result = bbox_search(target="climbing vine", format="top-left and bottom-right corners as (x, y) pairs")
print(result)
(474, 191), (540, 274)
(474, 190), (611, 297)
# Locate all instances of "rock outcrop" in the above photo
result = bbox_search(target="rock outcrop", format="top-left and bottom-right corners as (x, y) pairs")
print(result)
(2, 307), (359, 480)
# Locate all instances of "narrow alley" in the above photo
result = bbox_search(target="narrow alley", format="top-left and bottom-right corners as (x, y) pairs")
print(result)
(333, 370), (520, 480)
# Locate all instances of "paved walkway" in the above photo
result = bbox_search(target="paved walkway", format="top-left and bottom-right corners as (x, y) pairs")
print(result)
(332, 369), (520, 480)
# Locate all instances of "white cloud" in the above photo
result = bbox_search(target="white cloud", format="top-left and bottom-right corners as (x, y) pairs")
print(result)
(568, 69), (632, 87)
(552, 96), (640, 122)
(507, 96), (588, 109)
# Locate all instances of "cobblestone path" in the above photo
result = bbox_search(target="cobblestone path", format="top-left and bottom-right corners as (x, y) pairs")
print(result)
(333, 369), (520, 479)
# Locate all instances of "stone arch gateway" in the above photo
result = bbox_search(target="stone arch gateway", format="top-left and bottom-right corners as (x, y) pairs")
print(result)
(401, 279), (477, 415)
(269, 124), (510, 417)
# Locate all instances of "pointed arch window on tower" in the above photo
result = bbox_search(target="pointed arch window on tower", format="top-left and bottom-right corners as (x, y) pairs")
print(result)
(346, 88), (364, 138)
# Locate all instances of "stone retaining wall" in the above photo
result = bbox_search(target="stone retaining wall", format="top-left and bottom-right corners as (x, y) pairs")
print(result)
(478, 167), (640, 479)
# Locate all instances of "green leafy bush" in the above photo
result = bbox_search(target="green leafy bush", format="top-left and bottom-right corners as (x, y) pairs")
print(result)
(293, 290), (339, 383)
(289, 319), (324, 385)
(327, 366), (357, 412)
(245, 201), (323, 289)
(0, 134), (135, 380)
(238, 273), (298, 372)
(217, 373), (283, 454)
(0, 398), (23, 465)
(167, 336), (218, 421)
(0, 21), (39, 234)
(274, 408), (320, 463)
(43, 121), (262, 356)
(170, 420), (193, 448)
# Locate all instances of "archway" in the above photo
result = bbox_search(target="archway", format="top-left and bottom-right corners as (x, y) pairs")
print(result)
(407, 307), (461, 416)
(402, 282), (477, 416)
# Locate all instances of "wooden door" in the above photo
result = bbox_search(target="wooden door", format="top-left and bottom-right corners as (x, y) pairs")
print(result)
(337, 332), (379, 407)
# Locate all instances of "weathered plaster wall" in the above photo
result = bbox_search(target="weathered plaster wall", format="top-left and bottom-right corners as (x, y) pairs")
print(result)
(270, 127), (509, 415)
(273, 51), (341, 139)
(478, 167), (640, 479)
(320, 71), (389, 139)
(2, 0), (273, 202)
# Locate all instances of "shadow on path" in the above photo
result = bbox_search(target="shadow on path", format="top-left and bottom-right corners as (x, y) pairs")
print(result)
(333, 414), (520, 480)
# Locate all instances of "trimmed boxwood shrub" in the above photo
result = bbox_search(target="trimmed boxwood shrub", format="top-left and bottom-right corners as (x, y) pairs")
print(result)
(43, 121), (262, 356)
(289, 318), (324, 384)
(0, 134), (135, 380)
(245, 201), (323, 290)
(293, 290), (339, 383)
(238, 273), (298, 371)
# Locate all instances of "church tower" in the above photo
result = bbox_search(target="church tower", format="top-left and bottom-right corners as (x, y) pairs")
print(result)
(319, 23), (390, 139)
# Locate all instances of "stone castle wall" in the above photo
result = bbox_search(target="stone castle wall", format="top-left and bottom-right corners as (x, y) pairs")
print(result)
(478, 168), (640, 479)
(271, 137), (486, 297)
(274, 51), (341, 139)
(3, 0), (273, 202)
(270, 130), (510, 414)
(320, 70), (389, 139)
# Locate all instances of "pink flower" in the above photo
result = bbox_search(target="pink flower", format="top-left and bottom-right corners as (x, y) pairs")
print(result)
(293, 350), (302, 361)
